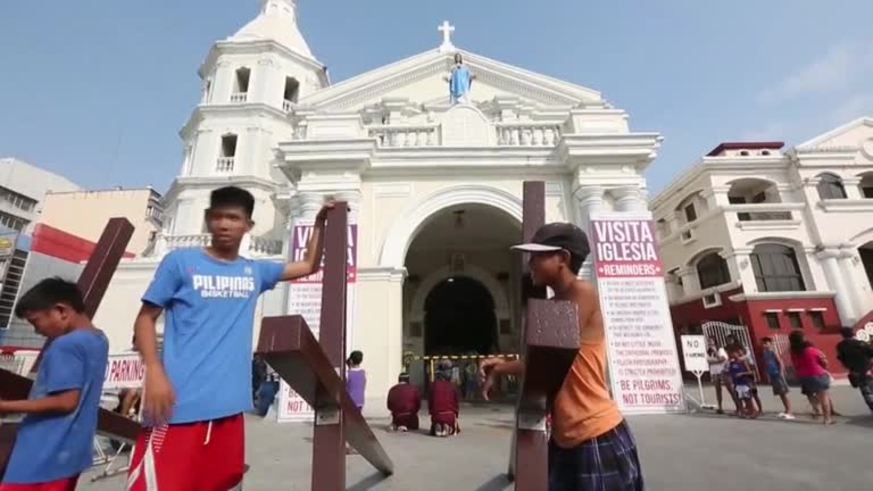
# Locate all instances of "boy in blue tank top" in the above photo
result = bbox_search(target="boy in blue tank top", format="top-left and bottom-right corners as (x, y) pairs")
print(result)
(762, 337), (794, 419)
(0, 278), (109, 491)
(127, 186), (332, 491)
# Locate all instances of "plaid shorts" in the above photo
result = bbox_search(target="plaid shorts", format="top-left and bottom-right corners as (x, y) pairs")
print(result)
(548, 420), (644, 491)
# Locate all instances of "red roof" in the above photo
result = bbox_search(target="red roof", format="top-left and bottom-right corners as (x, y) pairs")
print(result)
(706, 141), (784, 157)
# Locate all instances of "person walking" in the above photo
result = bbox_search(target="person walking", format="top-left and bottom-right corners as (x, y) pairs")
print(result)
(789, 330), (834, 425)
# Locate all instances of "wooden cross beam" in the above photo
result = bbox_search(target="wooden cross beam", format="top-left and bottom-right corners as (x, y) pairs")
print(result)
(256, 203), (393, 490)
(0, 218), (141, 479)
(507, 182), (581, 489)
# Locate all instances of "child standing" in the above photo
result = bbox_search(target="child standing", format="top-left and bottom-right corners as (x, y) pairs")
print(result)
(480, 223), (643, 490)
(346, 350), (366, 412)
(128, 186), (331, 490)
(0, 278), (109, 491)
(728, 348), (758, 419)
(761, 337), (794, 419)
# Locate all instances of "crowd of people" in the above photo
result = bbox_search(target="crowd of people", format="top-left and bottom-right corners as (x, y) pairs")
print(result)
(0, 195), (645, 491)
(706, 328), (873, 424)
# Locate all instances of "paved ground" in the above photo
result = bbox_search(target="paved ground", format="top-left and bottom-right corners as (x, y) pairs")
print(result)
(83, 385), (873, 490)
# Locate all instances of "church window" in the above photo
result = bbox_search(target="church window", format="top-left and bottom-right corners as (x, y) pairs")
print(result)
(217, 134), (237, 173)
(284, 77), (300, 106)
(696, 252), (731, 289)
(859, 173), (873, 198)
(684, 203), (697, 223)
(750, 244), (805, 292)
(204, 79), (213, 103)
(816, 173), (847, 200)
(232, 68), (251, 102)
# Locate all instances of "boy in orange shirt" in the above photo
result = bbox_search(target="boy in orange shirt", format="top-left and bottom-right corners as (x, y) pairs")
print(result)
(481, 223), (643, 491)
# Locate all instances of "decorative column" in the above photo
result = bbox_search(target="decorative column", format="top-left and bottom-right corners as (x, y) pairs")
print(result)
(842, 177), (863, 200)
(296, 191), (325, 221)
(611, 185), (648, 214)
(817, 248), (856, 325)
(837, 247), (864, 324)
(256, 57), (275, 106)
(721, 248), (755, 291)
(574, 185), (604, 280)
(677, 266), (699, 297)
(333, 190), (361, 224)
(702, 186), (731, 210)
(575, 185), (605, 231)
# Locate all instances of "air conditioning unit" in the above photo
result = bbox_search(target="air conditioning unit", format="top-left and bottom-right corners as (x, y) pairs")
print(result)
(703, 292), (722, 309)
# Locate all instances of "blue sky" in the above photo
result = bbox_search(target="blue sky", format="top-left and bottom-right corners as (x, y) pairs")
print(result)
(1, 1), (872, 196)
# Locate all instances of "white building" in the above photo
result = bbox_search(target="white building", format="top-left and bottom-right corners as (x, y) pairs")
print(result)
(651, 118), (873, 367)
(0, 158), (80, 234)
(95, 0), (663, 405)
(40, 187), (163, 256)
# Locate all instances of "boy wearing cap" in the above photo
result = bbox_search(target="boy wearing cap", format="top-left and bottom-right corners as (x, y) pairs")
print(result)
(481, 223), (643, 491)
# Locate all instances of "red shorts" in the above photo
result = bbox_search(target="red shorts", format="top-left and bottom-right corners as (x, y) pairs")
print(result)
(0, 476), (78, 491)
(127, 413), (244, 491)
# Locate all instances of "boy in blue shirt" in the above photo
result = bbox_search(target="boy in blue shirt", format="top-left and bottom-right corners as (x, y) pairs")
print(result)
(0, 278), (109, 491)
(127, 186), (331, 491)
(728, 347), (758, 419)
(762, 337), (794, 420)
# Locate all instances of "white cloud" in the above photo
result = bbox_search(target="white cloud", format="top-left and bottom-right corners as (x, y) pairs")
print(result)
(829, 93), (873, 124)
(739, 121), (790, 141)
(757, 43), (868, 104)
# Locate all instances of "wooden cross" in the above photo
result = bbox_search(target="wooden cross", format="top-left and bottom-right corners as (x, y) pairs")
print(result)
(0, 218), (141, 478)
(256, 203), (392, 490)
(507, 182), (581, 489)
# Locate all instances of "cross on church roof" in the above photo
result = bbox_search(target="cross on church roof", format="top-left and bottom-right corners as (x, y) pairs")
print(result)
(438, 20), (455, 52)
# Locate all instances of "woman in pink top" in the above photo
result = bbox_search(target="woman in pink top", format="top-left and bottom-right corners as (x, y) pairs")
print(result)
(789, 330), (834, 425)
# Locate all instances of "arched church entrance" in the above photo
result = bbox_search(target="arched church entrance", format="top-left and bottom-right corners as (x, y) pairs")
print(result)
(424, 276), (497, 355)
(403, 203), (521, 359)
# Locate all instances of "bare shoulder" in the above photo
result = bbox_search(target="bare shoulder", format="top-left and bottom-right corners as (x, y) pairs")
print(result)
(573, 280), (600, 306)
(575, 279), (598, 295)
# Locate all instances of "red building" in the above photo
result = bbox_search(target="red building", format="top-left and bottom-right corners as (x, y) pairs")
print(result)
(652, 121), (873, 378)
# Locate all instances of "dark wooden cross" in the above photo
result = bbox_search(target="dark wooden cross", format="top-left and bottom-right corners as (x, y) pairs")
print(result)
(0, 218), (142, 479)
(506, 181), (581, 489)
(256, 203), (393, 491)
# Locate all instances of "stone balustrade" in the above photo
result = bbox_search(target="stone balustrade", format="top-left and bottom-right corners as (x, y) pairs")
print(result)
(216, 157), (235, 173)
(369, 124), (439, 147)
(157, 234), (283, 257)
(495, 122), (561, 146)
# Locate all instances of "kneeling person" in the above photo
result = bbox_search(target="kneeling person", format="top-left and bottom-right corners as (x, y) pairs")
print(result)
(0, 279), (109, 491)
(429, 365), (460, 437)
(386, 373), (421, 431)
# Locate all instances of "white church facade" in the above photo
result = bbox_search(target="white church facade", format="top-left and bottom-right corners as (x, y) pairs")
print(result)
(94, 0), (662, 403)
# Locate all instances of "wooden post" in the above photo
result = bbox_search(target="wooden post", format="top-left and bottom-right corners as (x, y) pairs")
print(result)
(256, 203), (393, 490)
(312, 203), (348, 491)
(0, 218), (140, 479)
(507, 182), (581, 490)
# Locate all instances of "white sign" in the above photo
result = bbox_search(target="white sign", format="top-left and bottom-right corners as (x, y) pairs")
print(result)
(0, 350), (38, 376)
(277, 380), (315, 422)
(104, 352), (145, 390)
(680, 335), (708, 373)
(279, 218), (359, 423)
(590, 213), (686, 414)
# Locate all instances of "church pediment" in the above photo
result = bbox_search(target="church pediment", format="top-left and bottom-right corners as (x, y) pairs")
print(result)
(797, 117), (873, 154)
(298, 48), (604, 113)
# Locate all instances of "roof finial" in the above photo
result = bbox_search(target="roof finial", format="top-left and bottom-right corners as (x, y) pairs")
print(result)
(438, 20), (455, 53)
